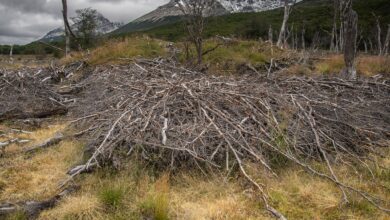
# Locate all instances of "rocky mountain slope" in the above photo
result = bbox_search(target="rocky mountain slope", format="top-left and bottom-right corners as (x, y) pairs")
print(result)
(114, 0), (302, 34)
(40, 12), (122, 42)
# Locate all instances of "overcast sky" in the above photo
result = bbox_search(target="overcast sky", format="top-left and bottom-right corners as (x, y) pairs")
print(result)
(0, 0), (169, 45)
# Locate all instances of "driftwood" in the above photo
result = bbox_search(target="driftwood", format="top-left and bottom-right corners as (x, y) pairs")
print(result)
(0, 186), (78, 219)
(25, 133), (64, 154)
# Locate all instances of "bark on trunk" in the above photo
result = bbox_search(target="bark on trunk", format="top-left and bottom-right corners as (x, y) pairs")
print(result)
(375, 17), (382, 56)
(62, 0), (71, 56)
(343, 9), (358, 80)
(301, 26), (306, 50)
(331, 0), (339, 52)
(268, 25), (273, 45)
(383, 24), (390, 56)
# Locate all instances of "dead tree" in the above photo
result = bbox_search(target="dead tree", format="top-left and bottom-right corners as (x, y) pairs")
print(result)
(342, 0), (358, 79)
(175, 0), (215, 65)
(373, 14), (383, 55)
(9, 45), (13, 63)
(268, 25), (273, 45)
(301, 25), (306, 50)
(330, 0), (340, 52)
(277, 0), (297, 48)
(384, 24), (390, 55)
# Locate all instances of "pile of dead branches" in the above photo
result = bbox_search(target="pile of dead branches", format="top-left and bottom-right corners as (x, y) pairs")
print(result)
(66, 59), (389, 217)
(0, 68), (66, 121)
(0, 61), (86, 122)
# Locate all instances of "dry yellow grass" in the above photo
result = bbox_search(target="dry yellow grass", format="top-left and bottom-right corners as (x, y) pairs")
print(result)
(37, 154), (390, 220)
(1, 125), (389, 219)
(40, 194), (103, 220)
(315, 54), (390, 76)
(0, 124), (83, 201)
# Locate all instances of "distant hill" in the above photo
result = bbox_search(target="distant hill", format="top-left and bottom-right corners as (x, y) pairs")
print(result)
(40, 12), (122, 42)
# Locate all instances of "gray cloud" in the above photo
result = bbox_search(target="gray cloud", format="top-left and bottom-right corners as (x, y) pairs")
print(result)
(0, 0), (169, 45)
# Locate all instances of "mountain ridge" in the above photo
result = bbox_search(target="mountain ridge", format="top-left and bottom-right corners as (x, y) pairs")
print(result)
(114, 0), (302, 34)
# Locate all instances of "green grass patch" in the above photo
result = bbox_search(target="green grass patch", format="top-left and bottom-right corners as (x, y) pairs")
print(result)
(99, 186), (125, 209)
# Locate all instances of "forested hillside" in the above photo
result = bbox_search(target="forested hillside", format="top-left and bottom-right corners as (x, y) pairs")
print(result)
(142, 0), (390, 48)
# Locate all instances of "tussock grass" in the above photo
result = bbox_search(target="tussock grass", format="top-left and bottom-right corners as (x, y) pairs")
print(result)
(140, 174), (170, 220)
(99, 186), (125, 208)
(62, 37), (167, 65)
(61, 37), (285, 75)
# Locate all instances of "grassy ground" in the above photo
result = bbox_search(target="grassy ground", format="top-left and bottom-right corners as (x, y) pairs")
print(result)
(62, 36), (390, 78)
(313, 54), (390, 76)
(1, 123), (388, 220)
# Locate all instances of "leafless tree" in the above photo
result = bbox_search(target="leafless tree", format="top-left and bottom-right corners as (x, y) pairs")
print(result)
(277, 0), (297, 48)
(341, 0), (358, 79)
(175, 0), (216, 65)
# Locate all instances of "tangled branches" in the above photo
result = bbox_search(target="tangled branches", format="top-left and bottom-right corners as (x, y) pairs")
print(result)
(65, 59), (389, 217)
(0, 68), (68, 121)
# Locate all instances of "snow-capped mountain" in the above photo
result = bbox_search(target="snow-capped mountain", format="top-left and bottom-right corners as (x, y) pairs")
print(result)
(219, 0), (297, 13)
(114, 0), (302, 34)
(40, 12), (122, 42)
(135, 0), (301, 22)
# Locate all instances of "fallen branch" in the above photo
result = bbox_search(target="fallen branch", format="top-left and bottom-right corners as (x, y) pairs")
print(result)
(25, 133), (64, 154)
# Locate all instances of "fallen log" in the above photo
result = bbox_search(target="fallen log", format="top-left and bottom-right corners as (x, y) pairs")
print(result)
(25, 133), (64, 154)
(0, 107), (68, 122)
(0, 186), (78, 219)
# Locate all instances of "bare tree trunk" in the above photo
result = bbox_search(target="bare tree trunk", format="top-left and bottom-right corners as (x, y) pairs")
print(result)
(363, 40), (368, 53)
(301, 26), (306, 50)
(374, 16), (382, 55)
(331, 0), (339, 52)
(268, 25), (273, 45)
(277, 0), (296, 48)
(9, 45), (13, 57)
(196, 38), (203, 65)
(343, 6), (358, 80)
(383, 24), (390, 56)
(9, 45), (13, 64)
(62, 0), (71, 57)
(369, 38), (373, 54)
(277, 3), (289, 48)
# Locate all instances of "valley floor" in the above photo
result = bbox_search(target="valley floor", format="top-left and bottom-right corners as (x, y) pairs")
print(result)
(1, 38), (389, 220)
